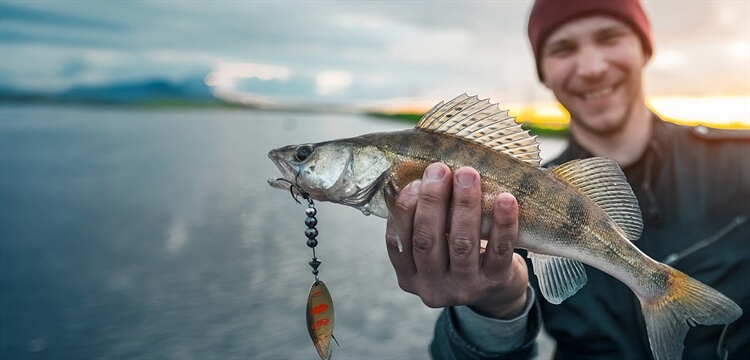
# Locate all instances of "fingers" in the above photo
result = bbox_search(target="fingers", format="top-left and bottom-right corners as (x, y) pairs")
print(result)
(385, 164), (529, 316)
(411, 163), (451, 279)
(385, 180), (420, 281)
(448, 167), (482, 276)
(481, 193), (520, 280)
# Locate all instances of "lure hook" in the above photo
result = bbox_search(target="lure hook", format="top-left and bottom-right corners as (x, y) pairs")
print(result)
(274, 177), (313, 206)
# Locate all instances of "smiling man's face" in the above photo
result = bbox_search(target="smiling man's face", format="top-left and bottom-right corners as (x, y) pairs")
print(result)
(540, 15), (648, 136)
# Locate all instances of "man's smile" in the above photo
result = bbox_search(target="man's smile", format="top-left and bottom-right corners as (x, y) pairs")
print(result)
(581, 86), (614, 101)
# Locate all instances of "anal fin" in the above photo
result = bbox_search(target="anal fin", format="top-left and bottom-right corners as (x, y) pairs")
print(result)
(528, 252), (587, 304)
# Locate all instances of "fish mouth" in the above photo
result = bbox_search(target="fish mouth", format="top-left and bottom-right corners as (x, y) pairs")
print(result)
(267, 177), (291, 190)
(267, 149), (298, 190)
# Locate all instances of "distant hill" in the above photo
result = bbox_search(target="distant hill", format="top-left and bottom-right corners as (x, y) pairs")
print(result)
(0, 76), (229, 107)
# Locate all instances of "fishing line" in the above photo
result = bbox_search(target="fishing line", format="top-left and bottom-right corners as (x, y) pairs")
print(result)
(275, 178), (338, 360)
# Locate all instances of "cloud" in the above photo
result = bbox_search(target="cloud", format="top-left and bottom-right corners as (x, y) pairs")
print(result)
(205, 62), (292, 89)
(0, 2), (124, 31)
(0, 0), (747, 104)
(315, 71), (353, 96)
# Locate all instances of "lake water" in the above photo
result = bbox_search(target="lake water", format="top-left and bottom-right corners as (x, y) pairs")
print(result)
(0, 105), (566, 359)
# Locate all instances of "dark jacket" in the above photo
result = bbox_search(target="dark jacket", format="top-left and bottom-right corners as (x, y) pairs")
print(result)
(431, 115), (750, 359)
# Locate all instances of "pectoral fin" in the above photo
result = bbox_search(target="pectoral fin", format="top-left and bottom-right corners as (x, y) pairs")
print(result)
(383, 180), (403, 252)
(528, 252), (587, 305)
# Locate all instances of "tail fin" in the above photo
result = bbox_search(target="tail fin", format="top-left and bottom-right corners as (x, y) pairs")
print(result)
(640, 268), (742, 360)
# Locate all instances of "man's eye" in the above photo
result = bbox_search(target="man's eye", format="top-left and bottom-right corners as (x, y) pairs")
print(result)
(600, 34), (620, 45)
(598, 31), (626, 45)
(543, 39), (576, 57)
(294, 145), (314, 162)
(547, 46), (573, 57)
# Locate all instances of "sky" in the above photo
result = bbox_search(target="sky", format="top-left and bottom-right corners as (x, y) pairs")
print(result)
(0, 1), (748, 123)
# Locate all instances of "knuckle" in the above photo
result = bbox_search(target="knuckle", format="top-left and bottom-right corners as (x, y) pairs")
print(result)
(453, 196), (478, 213)
(421, 298), (442, 309)
(418, 191), (444, 209)
(450, 234), (475, 258)
(493, 215), (515, 229)
(415, 283), (450, 308)
(489, 240), (514, 258)
(410, 227), (435, 254)
(393, 196), (414, 214)
(397, 278), (414, 293)
(420, 294), (448, 309)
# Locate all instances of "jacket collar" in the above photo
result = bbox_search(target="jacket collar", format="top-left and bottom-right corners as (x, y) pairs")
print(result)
(557, 111), (668, 165)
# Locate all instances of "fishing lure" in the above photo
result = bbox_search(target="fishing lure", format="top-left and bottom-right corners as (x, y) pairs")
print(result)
(307, 280), (336, 360)
(277, 178), (338, 360)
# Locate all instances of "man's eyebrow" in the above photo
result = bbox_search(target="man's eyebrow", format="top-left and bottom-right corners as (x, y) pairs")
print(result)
(545, 23), (633, 50)
(595, 24), (632, 36)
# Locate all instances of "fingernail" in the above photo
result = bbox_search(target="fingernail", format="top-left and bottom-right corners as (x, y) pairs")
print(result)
(409, 180), (421, 194)
(498, 193), (515, 210)
(425, 164), (445, 180)
(456, 170), (476, 188)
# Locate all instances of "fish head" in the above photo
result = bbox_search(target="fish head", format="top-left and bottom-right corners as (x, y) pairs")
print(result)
(268, 141), (353, 202)
(268, 139), (391, 208)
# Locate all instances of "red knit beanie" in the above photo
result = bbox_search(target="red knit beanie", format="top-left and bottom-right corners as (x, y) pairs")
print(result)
(527, 0), (652, 81)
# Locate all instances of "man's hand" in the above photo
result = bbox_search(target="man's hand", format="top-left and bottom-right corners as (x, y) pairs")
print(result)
(385, 163), (529, 319)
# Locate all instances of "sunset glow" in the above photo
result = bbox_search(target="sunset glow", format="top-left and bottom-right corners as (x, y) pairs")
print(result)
(648, 96), (750, 129)
(379, 96), (750, 130)
(503, 96), (749, 130)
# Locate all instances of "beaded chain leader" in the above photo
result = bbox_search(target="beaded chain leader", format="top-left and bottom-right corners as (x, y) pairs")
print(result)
(303, 196), (322, 280)
(276, 178), (337, 360)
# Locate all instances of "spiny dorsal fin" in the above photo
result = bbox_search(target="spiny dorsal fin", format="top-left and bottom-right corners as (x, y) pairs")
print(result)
(551, 157), (643, 241)
(417, 94), (541, 166)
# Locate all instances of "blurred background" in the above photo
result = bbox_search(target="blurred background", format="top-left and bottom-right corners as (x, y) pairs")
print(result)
(0, 1), (748, 359)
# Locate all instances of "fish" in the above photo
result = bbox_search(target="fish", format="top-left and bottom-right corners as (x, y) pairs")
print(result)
(267, 94), (742, 360)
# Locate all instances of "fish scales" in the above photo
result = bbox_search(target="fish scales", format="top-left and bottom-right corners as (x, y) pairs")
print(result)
(268, 94), (742, 360)
(358, 129), (539, 225)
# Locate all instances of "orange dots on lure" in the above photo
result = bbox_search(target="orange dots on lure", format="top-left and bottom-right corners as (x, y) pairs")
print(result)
(307, 280), (337, 360)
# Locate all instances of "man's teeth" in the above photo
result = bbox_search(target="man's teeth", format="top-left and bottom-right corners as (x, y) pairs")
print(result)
(583, 87), (613, 100)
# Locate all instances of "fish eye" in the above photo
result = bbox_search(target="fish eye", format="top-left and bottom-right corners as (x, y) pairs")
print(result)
(294, 145), (314, 162)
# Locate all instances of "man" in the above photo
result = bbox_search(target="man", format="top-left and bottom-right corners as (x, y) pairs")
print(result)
(385, 0), (749, 359)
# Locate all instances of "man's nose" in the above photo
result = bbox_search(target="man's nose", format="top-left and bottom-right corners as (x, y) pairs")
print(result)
(576, 46), (607, 79)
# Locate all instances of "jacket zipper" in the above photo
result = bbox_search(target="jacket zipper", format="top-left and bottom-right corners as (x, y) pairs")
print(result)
(662, 215), (748, 266)
(659, 215), (748, 359)
(631, 216), (748, 358)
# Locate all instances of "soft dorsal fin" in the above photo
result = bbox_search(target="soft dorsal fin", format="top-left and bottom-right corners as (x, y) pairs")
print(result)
(417, 94), (541, 166)
(551, 157), (643, 241)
